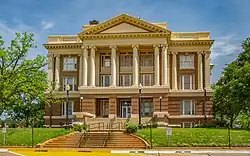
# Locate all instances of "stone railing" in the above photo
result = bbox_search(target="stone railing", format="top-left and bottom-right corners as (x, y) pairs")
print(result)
(48, 36), (81, 43)
(171, 32), (210, 40)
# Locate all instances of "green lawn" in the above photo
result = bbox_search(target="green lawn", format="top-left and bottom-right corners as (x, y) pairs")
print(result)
(136, 128), (250, 147)
(0, 128), (70, 146)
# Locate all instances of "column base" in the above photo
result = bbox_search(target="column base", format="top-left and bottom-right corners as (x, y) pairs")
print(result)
(109, 114), (117, 118)
(131, 114), (139, 118)
(153, 84), (160, 87)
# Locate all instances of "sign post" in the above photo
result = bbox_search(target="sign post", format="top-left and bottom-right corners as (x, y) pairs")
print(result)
(166, 127), (172, 146)
(2, 126), (6, 145)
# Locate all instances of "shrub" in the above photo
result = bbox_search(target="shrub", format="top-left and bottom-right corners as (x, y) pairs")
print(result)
(125, 122), (138, 133)
(152, 122), (158, 128)
(194, 123), (217, 128)
(72, 123), (87, 132)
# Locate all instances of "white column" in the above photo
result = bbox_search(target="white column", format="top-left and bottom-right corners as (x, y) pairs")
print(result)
(55, 55), (60, 90)
(110, 45), (117, 87)
(132, 44), (139, 86)
(47, 54), (53, 83)
(162, 45), (168, 86)
(204, 51), (211, 89)
(82, 45), (88, 87)
(197, 51), (203, 90)
(171, 52), (177, 90)
(90, 45), (96, 87)
(153, 44), (160, 86)
(79, 53), (83, 86)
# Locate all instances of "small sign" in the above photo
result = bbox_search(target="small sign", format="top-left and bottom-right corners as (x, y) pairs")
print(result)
(2, 127), (6, 134)
(166, 127), (172, 136)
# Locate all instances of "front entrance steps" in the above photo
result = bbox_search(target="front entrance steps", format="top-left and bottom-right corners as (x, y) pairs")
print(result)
(40, 131), (148, 149)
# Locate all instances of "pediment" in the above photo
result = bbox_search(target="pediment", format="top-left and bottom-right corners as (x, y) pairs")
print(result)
(100, 23), (149, 33)
(78, 14), (171, 36)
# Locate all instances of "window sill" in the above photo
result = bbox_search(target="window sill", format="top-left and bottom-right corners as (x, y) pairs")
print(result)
(62, 69), (77, 72)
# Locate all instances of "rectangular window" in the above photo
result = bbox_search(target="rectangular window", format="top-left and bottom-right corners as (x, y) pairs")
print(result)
(140, 55), (153, 67)
(180, 55), (194, 69)
(100, 100), (109, 117)
(62, 101), (74, 116)
(101, 55), (111, 67)
(120, 75), (132, 86)
(180, 75), (193, 90)
(120, 55), (132, 67)
(141, 74), (153, 86)
(180, 100), (195, 115)
(63, 77), (77, 91)
(181, 122), (194, 128)
(101, 75), (111, 87)
(141, 99), (153, 117)
(63, 57), (77, 71)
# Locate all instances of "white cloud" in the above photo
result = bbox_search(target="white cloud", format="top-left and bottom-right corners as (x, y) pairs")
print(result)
(41, 21), (55, 30)
(211, 35), (242, 61)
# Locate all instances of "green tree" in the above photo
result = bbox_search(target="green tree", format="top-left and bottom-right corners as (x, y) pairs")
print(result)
(213, 37), (250, 128)
(0, 32), (47, 115)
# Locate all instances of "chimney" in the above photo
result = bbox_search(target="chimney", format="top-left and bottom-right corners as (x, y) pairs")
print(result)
(89, 20), (99, 25)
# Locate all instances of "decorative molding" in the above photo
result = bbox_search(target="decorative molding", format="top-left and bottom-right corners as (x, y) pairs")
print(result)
(170, 40), (214, 46)
(44, 43), (81, 49)
(78, 14), (171, 36)
(80, 32), (168, 40)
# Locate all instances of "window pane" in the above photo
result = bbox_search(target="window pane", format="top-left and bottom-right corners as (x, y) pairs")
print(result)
(141, 55), (153, 67)
(180, 55), (194, 69)
(142, 99), (153, 117)
(64, 77), (76, 91)
(120, 55), (132, 67)
(64, 58), (76, 70)
(181, 100), (195, 115)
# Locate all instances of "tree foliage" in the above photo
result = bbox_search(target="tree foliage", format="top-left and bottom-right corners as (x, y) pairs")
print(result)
(0, 32), (47, 127)
(213, 37), (250, 128)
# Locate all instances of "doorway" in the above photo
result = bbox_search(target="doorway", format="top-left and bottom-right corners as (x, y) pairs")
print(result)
(120, 100), (132, 118)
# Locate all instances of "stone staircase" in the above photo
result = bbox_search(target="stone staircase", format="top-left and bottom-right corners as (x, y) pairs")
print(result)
(41, 132), (82, 148)
(106, 132), (147, 149)
(41, 131), (148, 149)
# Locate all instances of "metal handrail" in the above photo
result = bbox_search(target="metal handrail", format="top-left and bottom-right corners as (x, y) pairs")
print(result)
(103, 116), (116, 147)
(76, 131), (88, 148)
(87, 122), (105, 131)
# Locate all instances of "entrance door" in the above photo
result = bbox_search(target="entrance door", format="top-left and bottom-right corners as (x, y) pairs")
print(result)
(120, 101), (132, 118)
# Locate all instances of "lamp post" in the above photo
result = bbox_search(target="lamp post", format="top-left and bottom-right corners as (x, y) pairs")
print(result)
(80, 97), (83, 112)
(138, 83), (142, 128)
(65, 84), (70, 127)
(159, 96), (162, 112)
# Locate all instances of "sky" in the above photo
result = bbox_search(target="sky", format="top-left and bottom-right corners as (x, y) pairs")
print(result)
(0, 0), (250, 83)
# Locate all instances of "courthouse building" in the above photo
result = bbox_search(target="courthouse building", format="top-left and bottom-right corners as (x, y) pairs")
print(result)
(44, 14), (214, 128)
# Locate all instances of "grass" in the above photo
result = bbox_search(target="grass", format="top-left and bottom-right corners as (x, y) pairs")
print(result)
(0, 128), (70, 146)
(136, 128), (250, 147)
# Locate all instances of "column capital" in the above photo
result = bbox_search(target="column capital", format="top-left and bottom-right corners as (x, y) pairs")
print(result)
(109, 45), (117, 50)
(89, 45), (97, 50)
(55, 54), (60, 58)
(153, 44), (160, 48)
(132, 44), (139, 49)
(197, 51), (204, 55)
(81, 44), (89, 50)
(171, 51), (178, 55)
(161, 44), (169, 48)
(204, 51), (211, 55)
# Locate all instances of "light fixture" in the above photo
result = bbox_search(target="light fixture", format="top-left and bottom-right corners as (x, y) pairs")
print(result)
(66, 84), (70, 91)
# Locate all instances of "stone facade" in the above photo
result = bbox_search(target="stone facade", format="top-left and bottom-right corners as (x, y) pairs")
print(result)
(44, 14), (214, 128)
